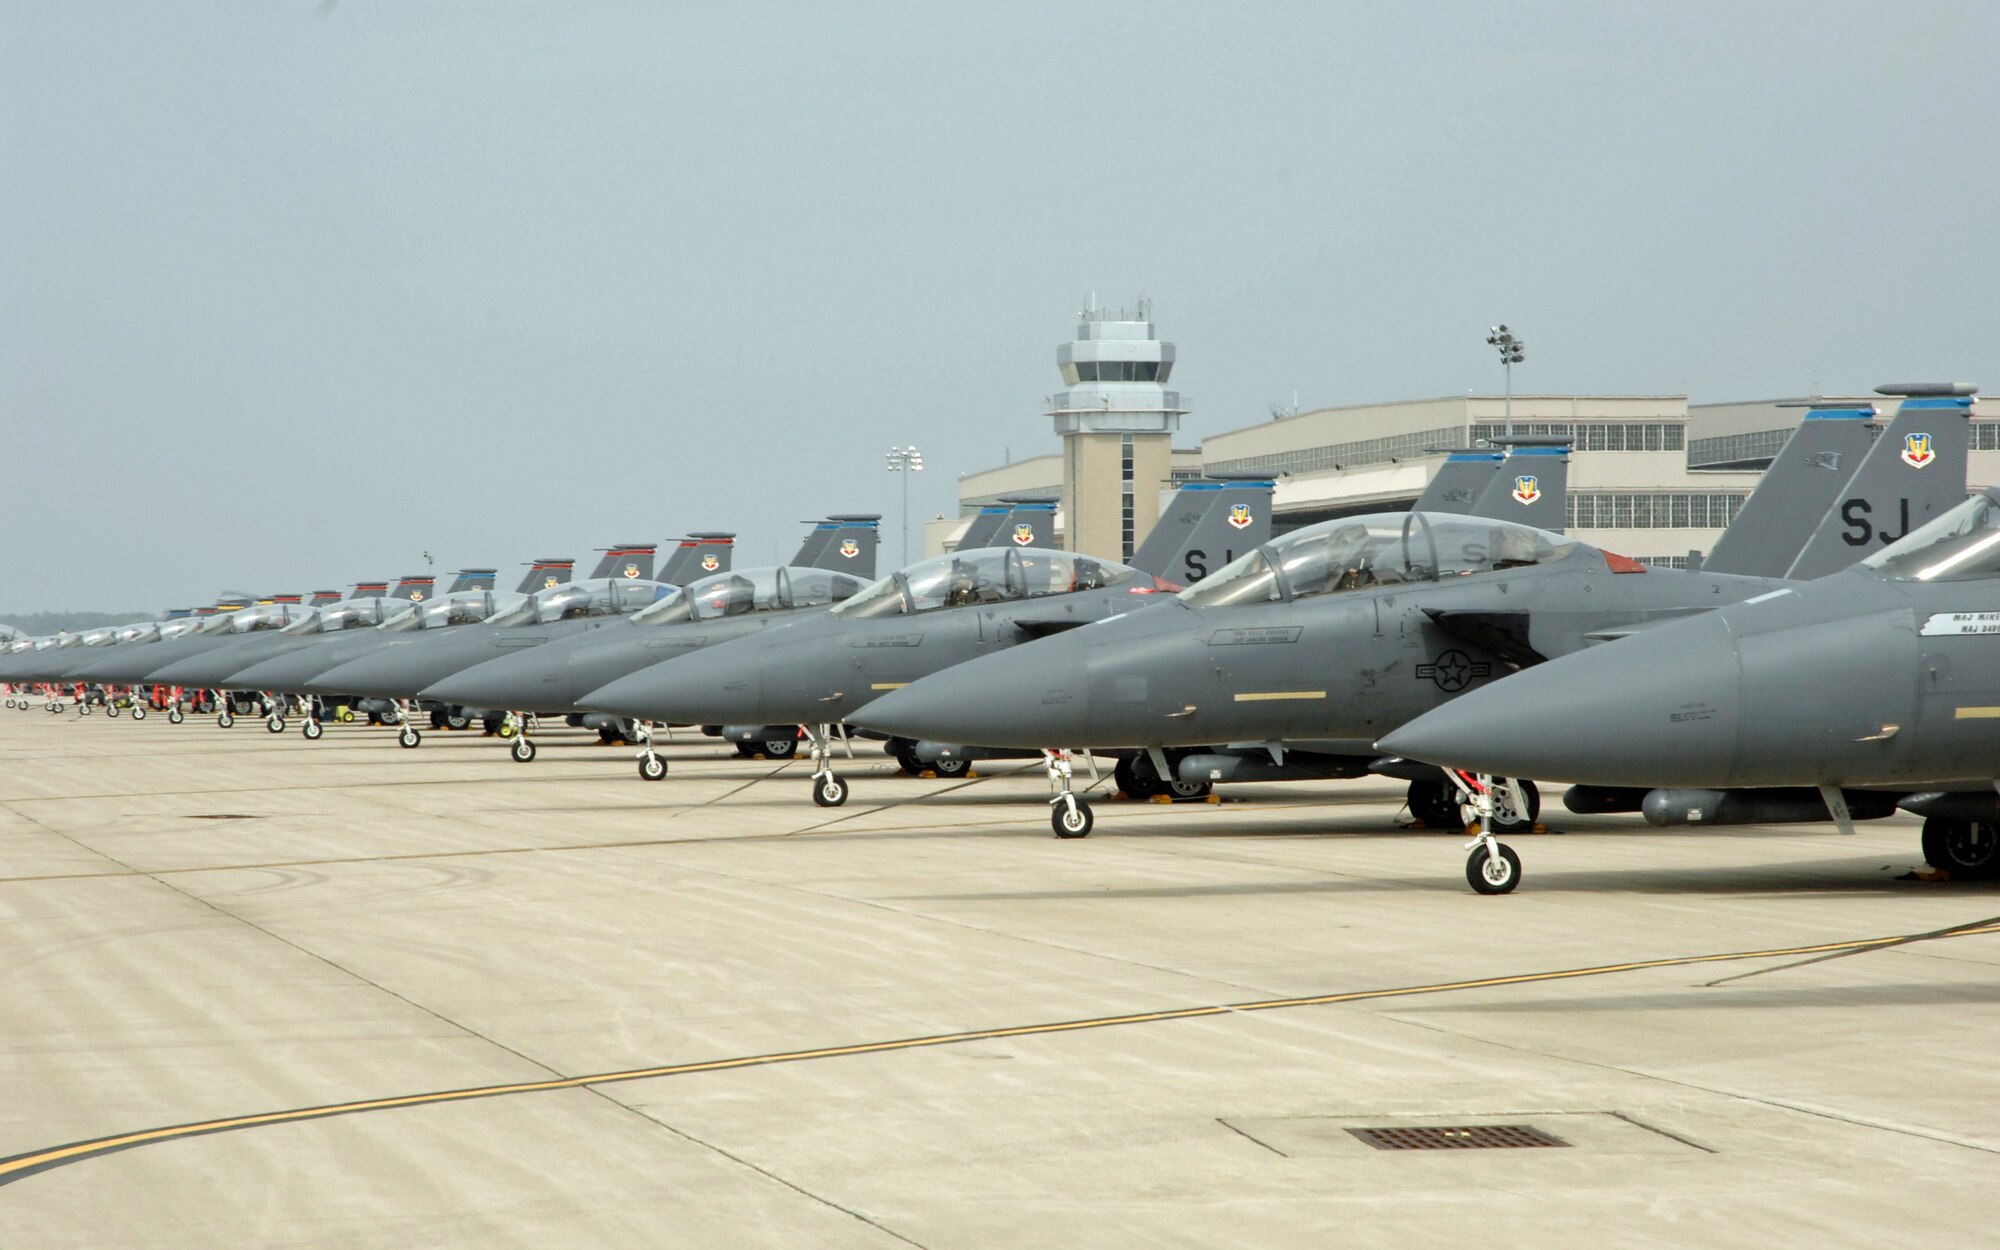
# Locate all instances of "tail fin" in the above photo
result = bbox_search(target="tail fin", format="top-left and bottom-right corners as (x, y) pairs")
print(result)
(446, 568), (498, 594)
(1702, 404), (1876, 576)
(350, 580), (390, 599)
(1129, 478), (1275, 585)
(954, 503), (1017, 550)
(810, 514), (880, 577)
(1785, 384), (1975, 579)
(389, 575), (435, 602)
(517, 558), (574, 594)
(659, 533), (735, 583)
(790, 520), (838, 568)
(308, 589), (343, 607)
(1468, 439), (1570, 532)
(589, 544), (659, 582)
(991, 501), (1058, 554)
(1414, 450), (1505, 514)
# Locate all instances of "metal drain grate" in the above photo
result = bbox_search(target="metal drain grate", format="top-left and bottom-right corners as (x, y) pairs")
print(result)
(1348, 1125), (1569, 1151)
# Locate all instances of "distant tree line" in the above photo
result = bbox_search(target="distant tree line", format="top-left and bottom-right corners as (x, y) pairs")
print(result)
(0, 611), (154, 636)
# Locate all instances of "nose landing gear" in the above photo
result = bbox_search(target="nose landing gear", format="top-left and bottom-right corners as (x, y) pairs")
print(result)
(1444, 771), (1541, 894)
(1046, 749), (1096, 838)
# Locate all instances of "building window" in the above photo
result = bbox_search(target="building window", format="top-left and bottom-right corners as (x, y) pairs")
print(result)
(1470, 421), (1684, 452)
(1568, 491), (1748, 529)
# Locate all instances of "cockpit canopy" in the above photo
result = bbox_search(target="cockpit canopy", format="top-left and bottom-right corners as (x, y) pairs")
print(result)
(224, 603), (310, 634)
(633, 567), (869, 626)
(1863, 487), (2000, 581)
(833, 547), (1145, 619)
(1181, 512), (1581, 608)
(379, 590), (528, 632)
(487, 578), (673, 627)
(279, 598), (393, 635)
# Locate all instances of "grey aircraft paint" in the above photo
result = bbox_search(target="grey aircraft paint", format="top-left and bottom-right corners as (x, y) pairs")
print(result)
(1466, 442), (1569, 533)
(1699, 403), (1877, 577)
(1412, 450), (1504, 515)
(955, 502), (1018, 550)
(657, 534), (733, 583)
(1130, 479), (1273, 586)
(1784, 387), (1974, 579)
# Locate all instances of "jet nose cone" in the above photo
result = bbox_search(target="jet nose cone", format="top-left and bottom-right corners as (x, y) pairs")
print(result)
(853, 641), (1089, 748)
(307, 647), (428, 698)
(425, 650), (565, 709)
(585, 649), (762, 724)
(1378, 613), (1744, 787)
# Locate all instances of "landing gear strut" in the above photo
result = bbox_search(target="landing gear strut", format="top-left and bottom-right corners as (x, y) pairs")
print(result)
(1047, 749), (1094, 837)
(636, 721), (667, 781)
(805, 723), (849, 807)
(1444, 771), (1539, 894)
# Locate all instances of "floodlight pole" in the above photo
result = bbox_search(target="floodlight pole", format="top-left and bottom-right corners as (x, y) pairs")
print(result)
(1486, 325), (1526, 440)
(886, 445), (924, 565)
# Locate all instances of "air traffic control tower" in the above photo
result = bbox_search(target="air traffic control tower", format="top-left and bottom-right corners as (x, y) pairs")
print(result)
(1045, 299), (1188, 560)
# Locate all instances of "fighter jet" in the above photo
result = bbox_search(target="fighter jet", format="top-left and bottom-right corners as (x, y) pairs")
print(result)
(222, 560), (576, 734)
(1381, 459), (2000, 889)
(577, 479), (1271, 805)
(419, 516), (882, 773)
(296, 541), (695, 751)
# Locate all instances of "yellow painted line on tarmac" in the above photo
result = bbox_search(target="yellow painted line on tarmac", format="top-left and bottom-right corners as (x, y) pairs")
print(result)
(1233, 691), (1326, 702)
(1955, 706), (2000, 720)
(869, 683), (910, 690)
(5, 923), (1997, 1187)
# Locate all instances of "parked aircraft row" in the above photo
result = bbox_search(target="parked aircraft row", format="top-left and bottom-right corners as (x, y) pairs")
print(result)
(5, 385), (1985, 894)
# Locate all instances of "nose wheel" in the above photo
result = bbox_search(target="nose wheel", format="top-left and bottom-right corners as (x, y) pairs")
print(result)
(1445, 771), (1539, 894)
(802, 723), (850, 806)
(398, 726), (421, 748)
(1045, 749), (1096, 837)
(217, 710), (234, 729)
(511, 736), (536, 762)
(638, 751), (668, 781)
(302, 718), (323, 740)
(167, 704), (184, 725)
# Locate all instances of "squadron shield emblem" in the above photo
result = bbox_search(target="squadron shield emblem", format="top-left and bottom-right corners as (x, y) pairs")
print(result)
(409, 591), (425, 602)
(1012, 523), (1035, 546)
(839, 538), (860, 559)
(1511, 475), (1541, 506)
(544, 576), (559, 590)
(1227, 503), (1253, 530)
(623, 562), (640, 579)
(701, 554), (720, 572)
(1902, 432), (1935, 468)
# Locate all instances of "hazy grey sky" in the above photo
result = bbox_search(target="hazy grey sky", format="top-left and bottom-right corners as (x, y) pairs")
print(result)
(6, 1), (1996, 610)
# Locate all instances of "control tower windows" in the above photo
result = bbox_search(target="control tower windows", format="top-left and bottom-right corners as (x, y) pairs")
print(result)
(1072, 361), (1165, 383)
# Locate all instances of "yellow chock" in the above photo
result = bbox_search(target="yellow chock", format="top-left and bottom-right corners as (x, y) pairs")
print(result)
(1113, 790), (1134, 801)
(1915, 866), (1951, 882)
(1149, 795), (1174, 805)
(1205, 794), (1221, 804)
(919, 769), (938, 779)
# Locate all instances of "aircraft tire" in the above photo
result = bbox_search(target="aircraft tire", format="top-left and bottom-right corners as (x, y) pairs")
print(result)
(930, 755), (971, 779)
(168, 707), (184, 725)
(638, 754), (668, 781)
(1921, 817), (2000, 880)
(764, 736), (799, 760)
(1114, 757), (1158, 800)
(398, 726), (421, 749)
(107, 704), (119, 718)
(1052, 799), (1094, 838)
(217, 712), (234, 729)
(132, 706), (146, 721)
(812, 773), (849, 807)
(734, 742), (759, 759)
(303, 720), (323, 741)
(1466, 842), (1522, 894)
(429, 709), (448, 730)
(511, 737), (536, 763)
(1407, 779), (1463, 829)
(445, 712), (471, 731)
(267, 717), (286, 734)
(1486, 779), (1541, 833)
(891, 750), (923, 777)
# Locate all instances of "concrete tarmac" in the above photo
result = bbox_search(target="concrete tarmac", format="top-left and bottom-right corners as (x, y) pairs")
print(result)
(3, 708), (1999, 1247)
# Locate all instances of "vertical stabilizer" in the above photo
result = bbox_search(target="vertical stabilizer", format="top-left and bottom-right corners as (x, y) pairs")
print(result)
(955, 503), (1016, 550)
(1702, 404), (1875, 576)
(446, 568), (498, 593)
(809, 514), (880, 577)
(349, 580), (390, 600)
(517, 559), (574, 594)
(1414, 450), (1505, 514)
(389, 575), (435, 602)
(1785, 385), (1975, 579)
(1129, 478), (1275, 586)
(992, 501), (1058, 554)
(1468, 440), (1570, 533)
(309, 589), (343, 607)
(590, 544), (659, 582)
(659, 534), (735, 583)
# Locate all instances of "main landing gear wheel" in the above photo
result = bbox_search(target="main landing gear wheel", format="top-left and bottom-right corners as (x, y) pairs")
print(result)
(930, 756), (971, 779)
(891, 751), (923, 777)
(1485, 778), (1541, 833)
(1053, 798), (1095, 838)
(429, 709), (448, 730)
(1466, 841), (1522, 894)
(1921, 816), (2000, 880)
(511, 737), (536, 763)
(217, 711), (234, 729)
(398, 726), (421, 749)
(638, 754), (668, 781)
(445, 712), (471, 731)
(764, 736), (798, 760)
(812, 773), (849, 807)
(168, 706), (184, 725)
(1407, 779), (1463, 829)
(302, 719), (323, 741)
